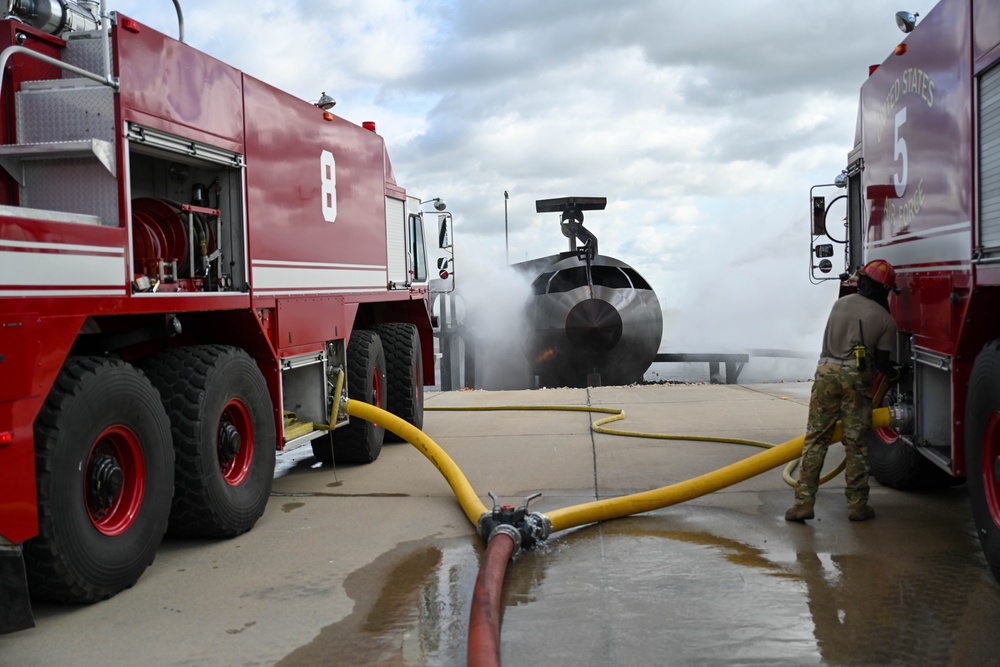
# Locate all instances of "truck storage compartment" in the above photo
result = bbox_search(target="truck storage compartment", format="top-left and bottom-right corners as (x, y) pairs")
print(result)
(126, 124), (247, 293)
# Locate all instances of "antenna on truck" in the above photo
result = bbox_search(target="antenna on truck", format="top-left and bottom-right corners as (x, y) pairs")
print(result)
(171, 0), (185, 43)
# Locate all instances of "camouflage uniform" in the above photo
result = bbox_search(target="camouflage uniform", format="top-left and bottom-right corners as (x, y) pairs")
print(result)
(788, 264), (896, 522)
(794, 362), (873, 510)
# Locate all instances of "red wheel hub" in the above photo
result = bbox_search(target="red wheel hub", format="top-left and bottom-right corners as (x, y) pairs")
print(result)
(873, 423), (900, 445)
(873, 375), (900, 445)
(984, 411), (1000, 526)
(218, 398), (253, 486)
(85, 426), (146, 536)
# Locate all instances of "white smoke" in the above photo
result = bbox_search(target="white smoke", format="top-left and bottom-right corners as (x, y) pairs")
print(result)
(431, 237), (535, 390)
(432, 219), (839, 389)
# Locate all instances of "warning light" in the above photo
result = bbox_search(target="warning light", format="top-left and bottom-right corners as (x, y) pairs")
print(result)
(122, 18), (140, 33)
(439, 270), (449, 280)
(323, 111), (334, 122)
(0, 430), (13, 446)
(895, 43), (907, 56)
(362, 121), (376, 132)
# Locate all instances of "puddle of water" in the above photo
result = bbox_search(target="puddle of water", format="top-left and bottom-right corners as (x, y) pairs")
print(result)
(275, 513), (1000, 666)
(500, 526), (821, 666)
(276, 537), (477, 666)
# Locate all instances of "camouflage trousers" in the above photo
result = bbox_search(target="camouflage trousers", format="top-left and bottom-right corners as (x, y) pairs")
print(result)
(794, 363), (873, 509)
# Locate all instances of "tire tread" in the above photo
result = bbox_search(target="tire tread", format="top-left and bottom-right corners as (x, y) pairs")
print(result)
(333, 330), (386, 463)
(144, 345), (274, 538)
(966, 340), (1000, 583)
(25, 357), (173, 602)
(373, 322), (423, 438)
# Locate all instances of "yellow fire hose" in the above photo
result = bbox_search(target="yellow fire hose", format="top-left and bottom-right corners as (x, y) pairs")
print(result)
(345, 400), (489, 525)
(344, 399), (891, 667)
(345, 399), (891, 533)
(429, 404), (847, 496)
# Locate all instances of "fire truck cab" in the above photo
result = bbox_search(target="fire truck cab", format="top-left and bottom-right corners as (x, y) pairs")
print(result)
(809, 0), (1000, 583)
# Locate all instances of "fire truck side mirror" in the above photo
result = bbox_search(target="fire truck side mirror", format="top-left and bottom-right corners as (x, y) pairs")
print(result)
(814, 244), (834, 258)
(438, 214), (452, 249)
(811, 196), (826, 236)
(436, 257), (451, 280)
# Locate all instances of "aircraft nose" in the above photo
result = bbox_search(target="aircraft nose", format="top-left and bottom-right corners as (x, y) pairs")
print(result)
(566, 298), (623, 354)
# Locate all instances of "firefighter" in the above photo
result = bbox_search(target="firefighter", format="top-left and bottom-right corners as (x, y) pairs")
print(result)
(786, 259), (899, 523)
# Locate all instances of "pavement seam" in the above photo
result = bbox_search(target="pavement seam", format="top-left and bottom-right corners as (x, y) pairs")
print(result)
(586, 386), (601, 501)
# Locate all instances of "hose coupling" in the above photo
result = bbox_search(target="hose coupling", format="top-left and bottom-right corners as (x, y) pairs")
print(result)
(889, 402), (913, 430)
(487, 524), (524, 556)
(477, 491), (553, 550)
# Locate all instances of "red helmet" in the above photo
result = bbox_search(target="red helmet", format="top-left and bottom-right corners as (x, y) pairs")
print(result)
(854, 259), (896, 288)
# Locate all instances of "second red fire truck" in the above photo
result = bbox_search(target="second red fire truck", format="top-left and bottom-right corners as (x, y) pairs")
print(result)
(0, 1), (438, 632)
(809, 0), (1000, 583)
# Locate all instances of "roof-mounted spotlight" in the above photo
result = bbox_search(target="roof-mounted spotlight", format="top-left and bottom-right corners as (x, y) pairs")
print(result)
(315, 92), (336, 110)
(834, 170), (848, 188)
(421, 197), (447, 211)
(895, 11), (919, 34)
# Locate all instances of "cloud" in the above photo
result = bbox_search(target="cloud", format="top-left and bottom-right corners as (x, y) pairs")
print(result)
(109, 0), (939, 362)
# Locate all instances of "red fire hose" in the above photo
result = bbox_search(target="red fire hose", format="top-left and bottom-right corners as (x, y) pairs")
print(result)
(467, 530), (518, 667)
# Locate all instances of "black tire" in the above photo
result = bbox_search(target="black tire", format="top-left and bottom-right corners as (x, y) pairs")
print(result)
(25, 357), (174, 602)
(373, 322), (424, 441)
(868, 375), (955, 490)
(965, 342), (1000, 583)
(311, 435), (336, 466)
(144, 345), (275, 538)
(333, 329), (386, 463)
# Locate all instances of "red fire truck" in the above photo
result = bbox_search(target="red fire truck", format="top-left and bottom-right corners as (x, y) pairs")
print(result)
(0, 1), (435, 632)
(809, 0), (1000, 583)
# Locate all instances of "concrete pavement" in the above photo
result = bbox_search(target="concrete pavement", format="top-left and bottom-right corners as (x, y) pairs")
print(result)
(2, 382), (998, 666)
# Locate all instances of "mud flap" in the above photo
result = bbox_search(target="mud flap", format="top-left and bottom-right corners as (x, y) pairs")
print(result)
(0, 543), (34, 634)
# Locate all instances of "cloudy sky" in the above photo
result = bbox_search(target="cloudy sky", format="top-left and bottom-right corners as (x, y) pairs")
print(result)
(111, 0), (939, 355)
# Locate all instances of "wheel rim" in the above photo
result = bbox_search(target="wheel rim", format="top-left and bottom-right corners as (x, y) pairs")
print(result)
(983, 411), (1000, 526)
(218, 398), (253, 486)
(85, 426), (146, 536)
(872, 375), (900, 445)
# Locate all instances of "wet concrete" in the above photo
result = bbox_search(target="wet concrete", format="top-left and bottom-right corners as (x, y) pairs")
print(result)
(3, 383), (1000, 666)
(276, 493), (1000, 667)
